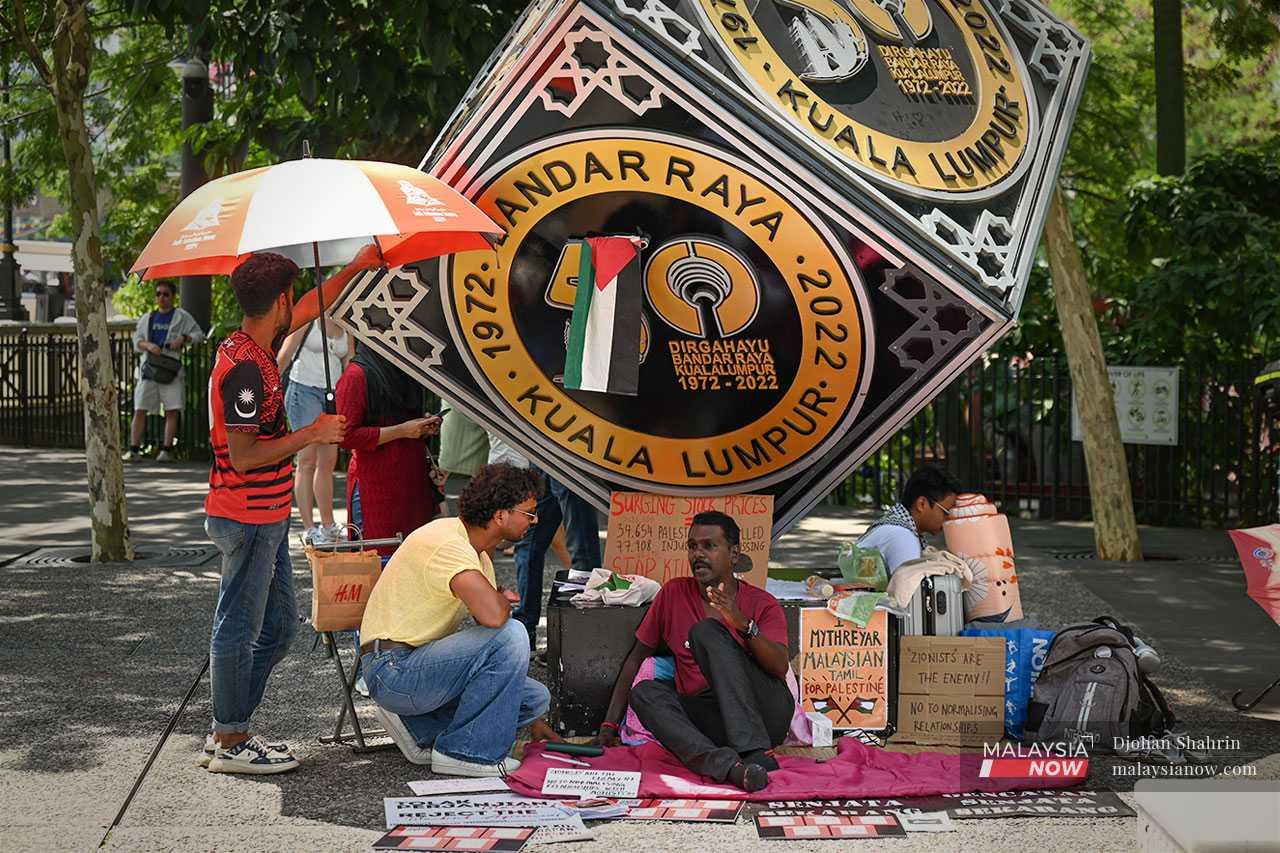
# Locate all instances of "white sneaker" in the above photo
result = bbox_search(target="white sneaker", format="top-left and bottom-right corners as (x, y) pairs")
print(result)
(324, 522), (346, 542)
(371, 704), (433, 765)
(207, 736), (299, 775)
(156, 449), (174, 462)
(198, 732), (216, 768)
(200, 733), (288, 768)
(431, 751), (521, 777)
(300, 526), (332, 547)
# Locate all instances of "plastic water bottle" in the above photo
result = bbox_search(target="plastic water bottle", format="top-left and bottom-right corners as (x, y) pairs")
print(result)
(1132, 636), (1161, 674)
(805, 575), (835, 598)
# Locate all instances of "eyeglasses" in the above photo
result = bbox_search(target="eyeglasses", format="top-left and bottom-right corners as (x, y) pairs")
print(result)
(510, 508), (538, 522)
(932, 500), (954, 516)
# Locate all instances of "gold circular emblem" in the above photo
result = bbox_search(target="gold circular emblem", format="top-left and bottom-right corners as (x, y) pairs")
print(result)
(695, 0), (1035, 194)
(446, 135), (869, 488)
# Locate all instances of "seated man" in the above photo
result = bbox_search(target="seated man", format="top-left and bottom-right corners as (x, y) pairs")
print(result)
(594, 511), (792, 791)
(858, 465), (962, 574)
(359, 463), (561, 776)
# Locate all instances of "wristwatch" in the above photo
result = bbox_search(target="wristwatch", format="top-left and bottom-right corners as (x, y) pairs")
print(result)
(743, 619), (760, 639)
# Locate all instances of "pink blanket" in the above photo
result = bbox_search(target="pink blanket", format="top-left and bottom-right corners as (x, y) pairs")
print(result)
(509, 739), (1079, 802)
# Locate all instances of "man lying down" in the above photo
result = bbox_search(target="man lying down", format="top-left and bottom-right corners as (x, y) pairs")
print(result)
(594, 511), (792, 791)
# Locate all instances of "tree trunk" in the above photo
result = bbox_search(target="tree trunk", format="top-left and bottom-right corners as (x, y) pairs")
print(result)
(1153, 0), (1186, 175)
(50, 0), (132, 562)
(1044, 185), (1142, 560)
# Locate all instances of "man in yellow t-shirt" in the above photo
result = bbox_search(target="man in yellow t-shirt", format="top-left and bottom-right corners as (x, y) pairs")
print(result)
(359, 464), (562, 776)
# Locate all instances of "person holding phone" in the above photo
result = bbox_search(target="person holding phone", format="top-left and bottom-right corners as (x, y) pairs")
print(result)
(335, 347), (442, 556)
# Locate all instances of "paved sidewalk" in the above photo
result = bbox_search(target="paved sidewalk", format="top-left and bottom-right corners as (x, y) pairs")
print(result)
(1, 447), (1276, 852)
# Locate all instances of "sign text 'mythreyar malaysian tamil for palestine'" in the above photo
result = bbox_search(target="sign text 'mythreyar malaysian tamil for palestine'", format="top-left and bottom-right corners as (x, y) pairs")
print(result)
(330, 0), (1089, 533)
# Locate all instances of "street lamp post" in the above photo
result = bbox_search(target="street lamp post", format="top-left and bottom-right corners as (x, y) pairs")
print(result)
(178, 56), (213, 330)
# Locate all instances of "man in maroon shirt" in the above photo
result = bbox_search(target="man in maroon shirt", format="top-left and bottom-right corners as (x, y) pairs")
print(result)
(594, 511), (793, 791)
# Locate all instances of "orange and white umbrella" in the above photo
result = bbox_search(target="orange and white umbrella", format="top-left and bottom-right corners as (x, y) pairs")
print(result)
(130, 158), (501, 279)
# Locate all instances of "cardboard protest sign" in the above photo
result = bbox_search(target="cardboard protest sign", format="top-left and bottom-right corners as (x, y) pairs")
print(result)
(896, 636), (1004, 746)
(798, 608), (889, 731)
(754, 812), (907, 840)
(621, 799), (742, 822)
(374, 825), (533, 851)
(541, 768), (641, 799)
(603, 492), (772, 587)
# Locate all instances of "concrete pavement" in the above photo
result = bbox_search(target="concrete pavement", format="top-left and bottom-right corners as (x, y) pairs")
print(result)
(1, 446), (1276, 851)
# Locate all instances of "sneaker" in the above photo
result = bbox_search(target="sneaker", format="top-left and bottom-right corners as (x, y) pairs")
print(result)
(198, 732), (216, 768)
(371, 704), (433, 765)
(300, 526), (332, 547)
(206, 736), (300, 775)
(200, 733), (288, 768)
(431, 751), (521, 778)
(156, 449), (174, 462)
(355, 675), (370, 698)
(324, 522), (346, 542)
(122, 449), (142, 463)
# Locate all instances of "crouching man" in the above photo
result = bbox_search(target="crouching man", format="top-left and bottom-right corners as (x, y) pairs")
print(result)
(594, 511), (792, 791)
(359, 463), (561, 776)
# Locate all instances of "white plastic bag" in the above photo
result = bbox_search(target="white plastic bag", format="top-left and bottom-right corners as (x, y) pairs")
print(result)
(570, 568), (660, 607)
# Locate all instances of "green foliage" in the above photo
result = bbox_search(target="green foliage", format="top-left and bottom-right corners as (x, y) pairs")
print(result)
(1119, 143), (1280, 374)
(998, 0), (1280, 370)
(135, 0), (527, 165)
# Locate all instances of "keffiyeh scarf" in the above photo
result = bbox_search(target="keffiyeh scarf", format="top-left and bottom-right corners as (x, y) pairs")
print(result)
(860, 502), (927, 550)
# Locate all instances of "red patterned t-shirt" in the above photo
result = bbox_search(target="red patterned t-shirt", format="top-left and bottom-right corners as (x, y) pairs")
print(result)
(205, 331), (293, 524)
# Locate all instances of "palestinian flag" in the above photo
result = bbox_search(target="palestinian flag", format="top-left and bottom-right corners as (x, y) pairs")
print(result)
(564, 236), (644, 396)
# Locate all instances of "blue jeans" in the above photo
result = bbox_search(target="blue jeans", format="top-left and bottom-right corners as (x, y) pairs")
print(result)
(361, 620), (550, 764)
(513, 471), (602, 645)
(350, 481), (363, 531)
(284, 381), (326, 430)
(205, 515), (298, 733)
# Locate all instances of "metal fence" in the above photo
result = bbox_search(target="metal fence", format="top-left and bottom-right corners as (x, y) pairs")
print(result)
(2, 328), (1276, 526)
(828, 355), (1280, 527)
(0, 325), (218, 457)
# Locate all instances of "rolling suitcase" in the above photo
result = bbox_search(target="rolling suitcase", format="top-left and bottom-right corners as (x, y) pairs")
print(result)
(902, 574), (964, 636)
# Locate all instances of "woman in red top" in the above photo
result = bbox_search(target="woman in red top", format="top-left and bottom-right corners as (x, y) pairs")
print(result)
(336, 349), (441, 555)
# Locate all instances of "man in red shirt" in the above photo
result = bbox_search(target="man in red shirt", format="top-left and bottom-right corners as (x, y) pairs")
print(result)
(204, 247), (377, 775)
(594, 511), (793, 791)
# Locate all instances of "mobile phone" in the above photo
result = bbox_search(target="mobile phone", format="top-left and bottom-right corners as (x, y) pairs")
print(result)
(545, 742), (605, 757)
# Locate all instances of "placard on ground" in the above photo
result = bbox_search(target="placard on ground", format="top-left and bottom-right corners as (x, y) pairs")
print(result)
(797, 608), (889, 731)
(896, 636), (1004, 747)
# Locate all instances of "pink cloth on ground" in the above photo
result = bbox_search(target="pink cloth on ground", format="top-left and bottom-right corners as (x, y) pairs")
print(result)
(508, 739), (1081, 802)
(621, 659), (813, 747)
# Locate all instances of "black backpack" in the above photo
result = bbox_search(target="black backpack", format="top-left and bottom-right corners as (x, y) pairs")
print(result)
(1025, 617), (1176, 748)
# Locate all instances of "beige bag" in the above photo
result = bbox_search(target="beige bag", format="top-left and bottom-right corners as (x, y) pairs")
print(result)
(306, 545), (382, 632)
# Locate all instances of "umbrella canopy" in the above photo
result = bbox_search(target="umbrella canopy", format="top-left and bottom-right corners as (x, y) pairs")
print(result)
(130, 158), (501, 279)
(1227, 524), (1280, 627)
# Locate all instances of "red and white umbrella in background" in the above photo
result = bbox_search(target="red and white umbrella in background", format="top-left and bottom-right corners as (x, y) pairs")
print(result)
(1227, 524), (1280, 711)
(131, 158), (502, 407)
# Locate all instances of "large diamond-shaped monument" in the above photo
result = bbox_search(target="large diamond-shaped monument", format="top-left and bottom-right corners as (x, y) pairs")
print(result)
(332, 0), (1089, 535)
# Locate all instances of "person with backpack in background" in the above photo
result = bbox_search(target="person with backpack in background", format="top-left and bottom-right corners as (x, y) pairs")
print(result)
(124, 280), (204, 462)
(276, 320), (354, 545)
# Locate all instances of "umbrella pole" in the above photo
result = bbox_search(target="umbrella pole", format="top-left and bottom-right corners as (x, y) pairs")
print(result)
(311, 240), (336, 414)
